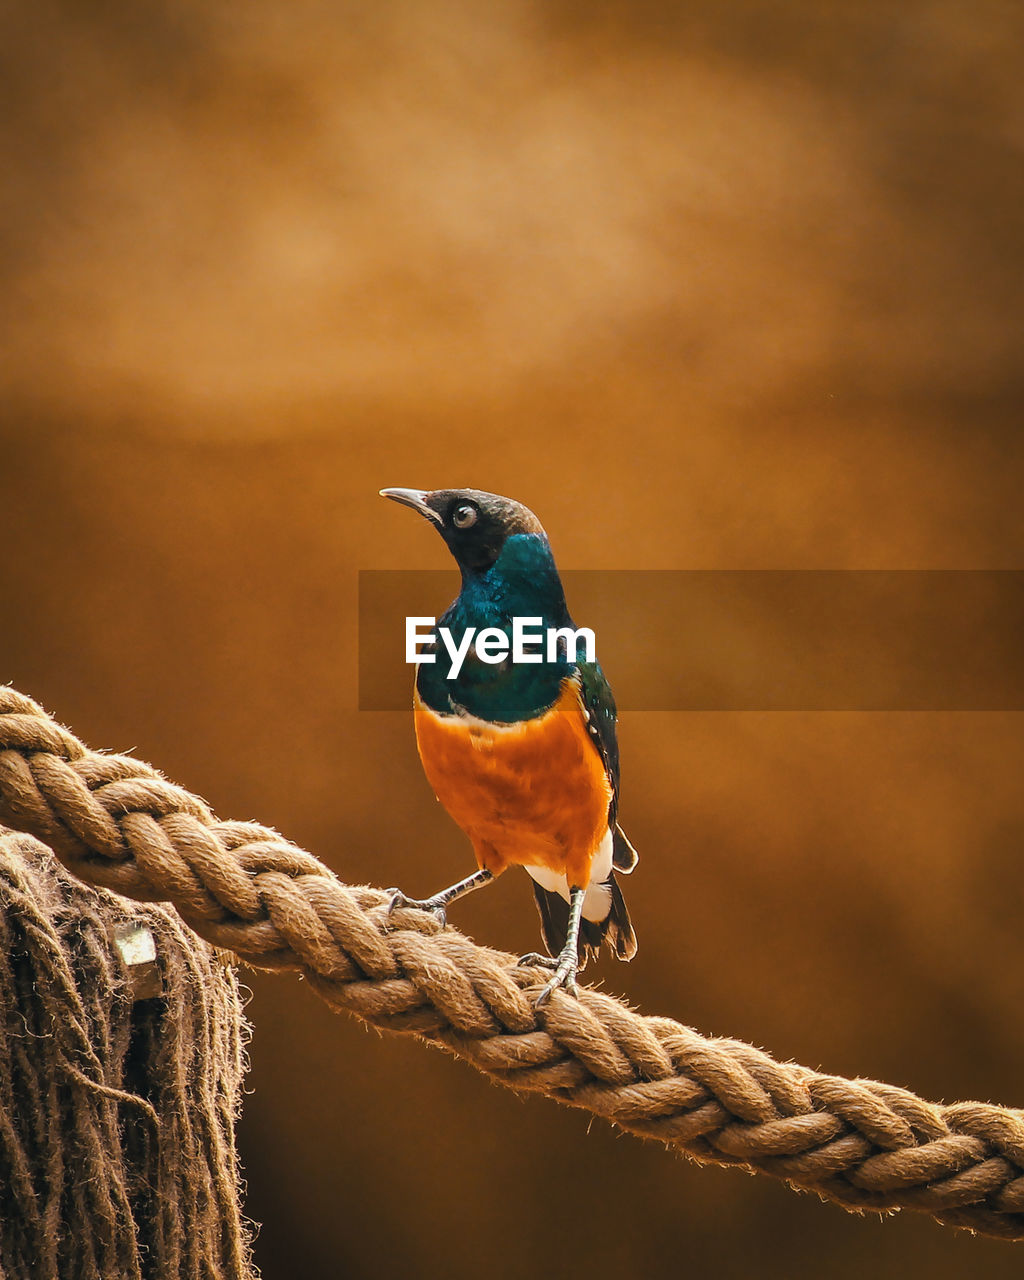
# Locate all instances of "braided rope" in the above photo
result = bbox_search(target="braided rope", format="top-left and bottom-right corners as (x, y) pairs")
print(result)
(1, 687), (1022, 1242)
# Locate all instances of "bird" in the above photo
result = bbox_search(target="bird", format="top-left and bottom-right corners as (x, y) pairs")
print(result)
(380, 486), (637, 1006)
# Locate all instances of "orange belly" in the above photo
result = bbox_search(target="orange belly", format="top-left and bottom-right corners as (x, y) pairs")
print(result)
(413, 677), (613, 889)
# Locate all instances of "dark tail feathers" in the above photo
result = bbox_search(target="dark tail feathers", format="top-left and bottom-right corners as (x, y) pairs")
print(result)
(531, 872), (638, 968)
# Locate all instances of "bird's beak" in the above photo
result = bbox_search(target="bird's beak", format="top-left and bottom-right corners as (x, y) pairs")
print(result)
(379, 487), (444, 528)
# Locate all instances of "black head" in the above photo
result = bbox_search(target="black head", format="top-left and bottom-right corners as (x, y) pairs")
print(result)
(380, 487), (545, 572)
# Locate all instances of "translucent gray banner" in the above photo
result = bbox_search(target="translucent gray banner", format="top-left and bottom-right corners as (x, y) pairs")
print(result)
(359, 570), (1024, 711)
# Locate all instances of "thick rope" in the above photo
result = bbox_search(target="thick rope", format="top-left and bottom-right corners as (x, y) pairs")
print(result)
(0, 687), (1022, 1243)
(0, 830), (253, 1280)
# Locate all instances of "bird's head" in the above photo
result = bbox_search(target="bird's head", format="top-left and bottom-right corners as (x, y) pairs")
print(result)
(379, 487), (546, 573)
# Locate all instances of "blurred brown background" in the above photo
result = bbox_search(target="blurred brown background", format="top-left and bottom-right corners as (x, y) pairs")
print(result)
(2, 1), (1023, 1276)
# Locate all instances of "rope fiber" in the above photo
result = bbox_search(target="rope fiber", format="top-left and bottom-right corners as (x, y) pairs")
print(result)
(1, 686), (1022, 1243)
(0, 829), (252, 1280)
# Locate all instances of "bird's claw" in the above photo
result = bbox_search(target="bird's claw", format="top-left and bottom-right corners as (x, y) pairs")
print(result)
(516, 952), (558, 970)
(533, 952), (580, 1007)
(385, 889), (447, 927)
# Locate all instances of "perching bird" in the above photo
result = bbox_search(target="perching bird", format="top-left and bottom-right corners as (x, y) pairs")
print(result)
(380, 486), (637, 1005)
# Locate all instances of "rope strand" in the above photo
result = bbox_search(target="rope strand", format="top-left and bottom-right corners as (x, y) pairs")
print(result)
(1, 686), (1022, 1242)
(0, 830), (253, 1279)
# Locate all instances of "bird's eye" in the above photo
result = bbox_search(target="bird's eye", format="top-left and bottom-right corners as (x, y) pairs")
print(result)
(452, 503), (477, 529)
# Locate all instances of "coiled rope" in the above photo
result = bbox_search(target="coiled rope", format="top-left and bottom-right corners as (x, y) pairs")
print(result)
(1, 686), (1022, 1242)
(0, 831), (252, 1280)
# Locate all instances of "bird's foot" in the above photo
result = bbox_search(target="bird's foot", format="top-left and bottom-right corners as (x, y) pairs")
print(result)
(532, 950), (580, 1007)
(385, 889), (448, 927)
(516, 952), (558, 970)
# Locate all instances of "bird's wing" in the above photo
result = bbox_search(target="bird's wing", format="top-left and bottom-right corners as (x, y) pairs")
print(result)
(575, 659), (621, 825)
(575, 661), (638, 871)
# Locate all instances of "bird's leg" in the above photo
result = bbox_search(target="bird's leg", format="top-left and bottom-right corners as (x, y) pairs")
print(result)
(532, 886), (585, 1007)
(385, 868), (493, 927)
